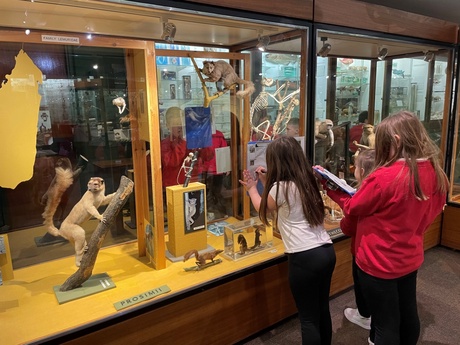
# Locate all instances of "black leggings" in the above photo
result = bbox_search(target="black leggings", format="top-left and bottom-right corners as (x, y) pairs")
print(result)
(358, 268), (420, 345)
(288, 244), (336, 345)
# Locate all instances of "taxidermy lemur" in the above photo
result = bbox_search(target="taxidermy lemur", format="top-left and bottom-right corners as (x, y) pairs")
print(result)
(47, 177), (115, 267)
(183, 249), (223, 266)
(41, 156), (87, 233)
(200, 60), (255, 98)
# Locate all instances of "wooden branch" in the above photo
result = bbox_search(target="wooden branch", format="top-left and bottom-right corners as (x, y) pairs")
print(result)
(60, 175), (134, 291)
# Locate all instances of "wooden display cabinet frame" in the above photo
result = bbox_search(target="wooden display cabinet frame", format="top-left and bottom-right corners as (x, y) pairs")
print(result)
(0, 29), (165, 269)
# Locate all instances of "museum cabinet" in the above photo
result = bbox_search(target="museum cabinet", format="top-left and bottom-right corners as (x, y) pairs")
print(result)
(0, 0), (459, 344)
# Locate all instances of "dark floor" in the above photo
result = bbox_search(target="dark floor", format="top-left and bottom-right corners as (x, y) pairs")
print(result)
(239, 246), (460, 345)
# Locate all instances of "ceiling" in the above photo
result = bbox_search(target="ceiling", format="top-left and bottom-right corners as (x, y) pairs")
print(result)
(358, 0), (460, 24)
(1, 0), (293, 47)
(0, 0), (456, 59)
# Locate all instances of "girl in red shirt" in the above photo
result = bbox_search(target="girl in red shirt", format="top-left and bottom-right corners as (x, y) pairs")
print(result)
(323, 111), (447, 345)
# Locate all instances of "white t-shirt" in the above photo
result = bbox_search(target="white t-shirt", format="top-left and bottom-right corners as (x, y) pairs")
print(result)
(269, 181), (332, 253)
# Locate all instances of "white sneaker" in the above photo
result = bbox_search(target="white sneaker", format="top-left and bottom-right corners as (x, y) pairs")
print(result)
(368, 337), (374, 345)
(344, 307), (371, 330)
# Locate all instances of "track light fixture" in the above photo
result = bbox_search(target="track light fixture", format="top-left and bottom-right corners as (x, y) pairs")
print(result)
(257, 34), (270, 52)
(377, 47), (388, 61)
(317, 37), (331, 57)
(161, 20), (176, 43)
(424, 51), (434, 62)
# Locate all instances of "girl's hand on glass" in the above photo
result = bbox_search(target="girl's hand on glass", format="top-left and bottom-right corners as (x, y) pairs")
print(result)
(239, 169), (258, 191)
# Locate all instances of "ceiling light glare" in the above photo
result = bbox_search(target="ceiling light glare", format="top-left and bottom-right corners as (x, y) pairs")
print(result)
(378, 47), (388, 61)
(161, 22), (176, 43)
(317, 38), (331, 57)
(256, 35), (270, 52)
(424, 51), (435, 62)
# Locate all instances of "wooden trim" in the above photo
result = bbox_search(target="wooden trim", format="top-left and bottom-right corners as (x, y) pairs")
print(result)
(183, 0), (313, 21)
(441, 205), (460, 249)
(0, 29), (150, 49)
(125, 49), (149, 259)
(423, 214), (442, 250)
(314, 0), (458, 44)
(368, 60), (377, 122)
(145, 43), (166, 269)
(298, 30), (308, 136)
(330, 238), (353, 295)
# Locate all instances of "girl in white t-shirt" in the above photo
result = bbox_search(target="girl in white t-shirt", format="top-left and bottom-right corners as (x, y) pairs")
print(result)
(239, 136), (336, 345)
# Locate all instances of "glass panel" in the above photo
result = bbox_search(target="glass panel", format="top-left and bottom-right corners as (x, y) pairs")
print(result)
(157, 52), (241, 223)
(0, 43), (136, 268)
(256, 51), (302, 139)
(315, 29), (454, 228)
(156, 32), (305, 225)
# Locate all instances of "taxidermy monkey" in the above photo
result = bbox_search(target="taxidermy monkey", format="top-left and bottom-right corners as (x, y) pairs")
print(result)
(200, 60), (255, 98)
(353, 123), (375, 150)
(48, 177), (115, 267)
(183, 249), (223, 266)
(41, 156), (87, 234)
(314, 119), (334, 147)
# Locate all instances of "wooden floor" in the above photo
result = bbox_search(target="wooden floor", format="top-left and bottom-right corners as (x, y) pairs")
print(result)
(0, 231), (286, 345)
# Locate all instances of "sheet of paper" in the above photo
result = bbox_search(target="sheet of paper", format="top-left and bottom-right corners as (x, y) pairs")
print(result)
(216, 146), (231, 174)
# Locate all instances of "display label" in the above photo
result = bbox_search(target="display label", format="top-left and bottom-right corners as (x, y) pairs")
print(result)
(114, 285), (171, 311)
(41, 35), (80, 44)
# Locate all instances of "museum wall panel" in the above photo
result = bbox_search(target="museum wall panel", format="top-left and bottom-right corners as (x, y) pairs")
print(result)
(182, 0), (313, 21)
(314, 0), (458, 43)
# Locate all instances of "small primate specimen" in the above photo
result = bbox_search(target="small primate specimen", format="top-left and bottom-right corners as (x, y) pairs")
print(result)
(48, 177), (115, 267)
(251, 227), (262, 249)
(238, 234), (248, 254)
(41, 156), (87, 233)
(200, 60), (255, 98)
(183, 249), (223, 266)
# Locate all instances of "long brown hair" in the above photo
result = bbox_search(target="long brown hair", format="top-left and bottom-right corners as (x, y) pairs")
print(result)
(374, 111), (448, 199)
(259, 136), (325, 227)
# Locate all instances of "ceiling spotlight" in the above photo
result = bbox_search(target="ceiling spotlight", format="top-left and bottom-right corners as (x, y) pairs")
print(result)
(161, 21), (176, 43)
(317, 37), (331, 58)
(257, 35), (270, 52)
(424, 51), (435, 62)
(377, 47), (388, 61)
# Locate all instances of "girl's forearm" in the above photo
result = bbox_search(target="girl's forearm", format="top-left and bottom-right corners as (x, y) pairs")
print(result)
(247, 186), (261, 212)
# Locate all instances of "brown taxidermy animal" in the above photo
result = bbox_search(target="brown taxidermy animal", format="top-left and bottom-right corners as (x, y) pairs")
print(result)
(200, 60), (255, 98)
(353, 124), (375, 150)
(183, 249), (223, 266)
(48, 177), (115, 267)
(41, 157), (85, 234)
(238, 234), (248, 254)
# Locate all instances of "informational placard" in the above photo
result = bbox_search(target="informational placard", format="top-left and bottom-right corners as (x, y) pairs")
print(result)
(114, 285), (171, 311)
(247, 141), (271, 177)
(215, 146), (231, 174)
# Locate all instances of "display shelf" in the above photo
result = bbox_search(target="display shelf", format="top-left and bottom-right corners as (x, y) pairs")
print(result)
(0, 226), (285, 344)
(0, 217), (351, 344)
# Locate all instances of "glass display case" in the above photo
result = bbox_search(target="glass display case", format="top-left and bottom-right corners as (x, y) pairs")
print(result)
(315, 29), (453, 179)
(1, 0), (459, 343)
(223, 217), (273, 261)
